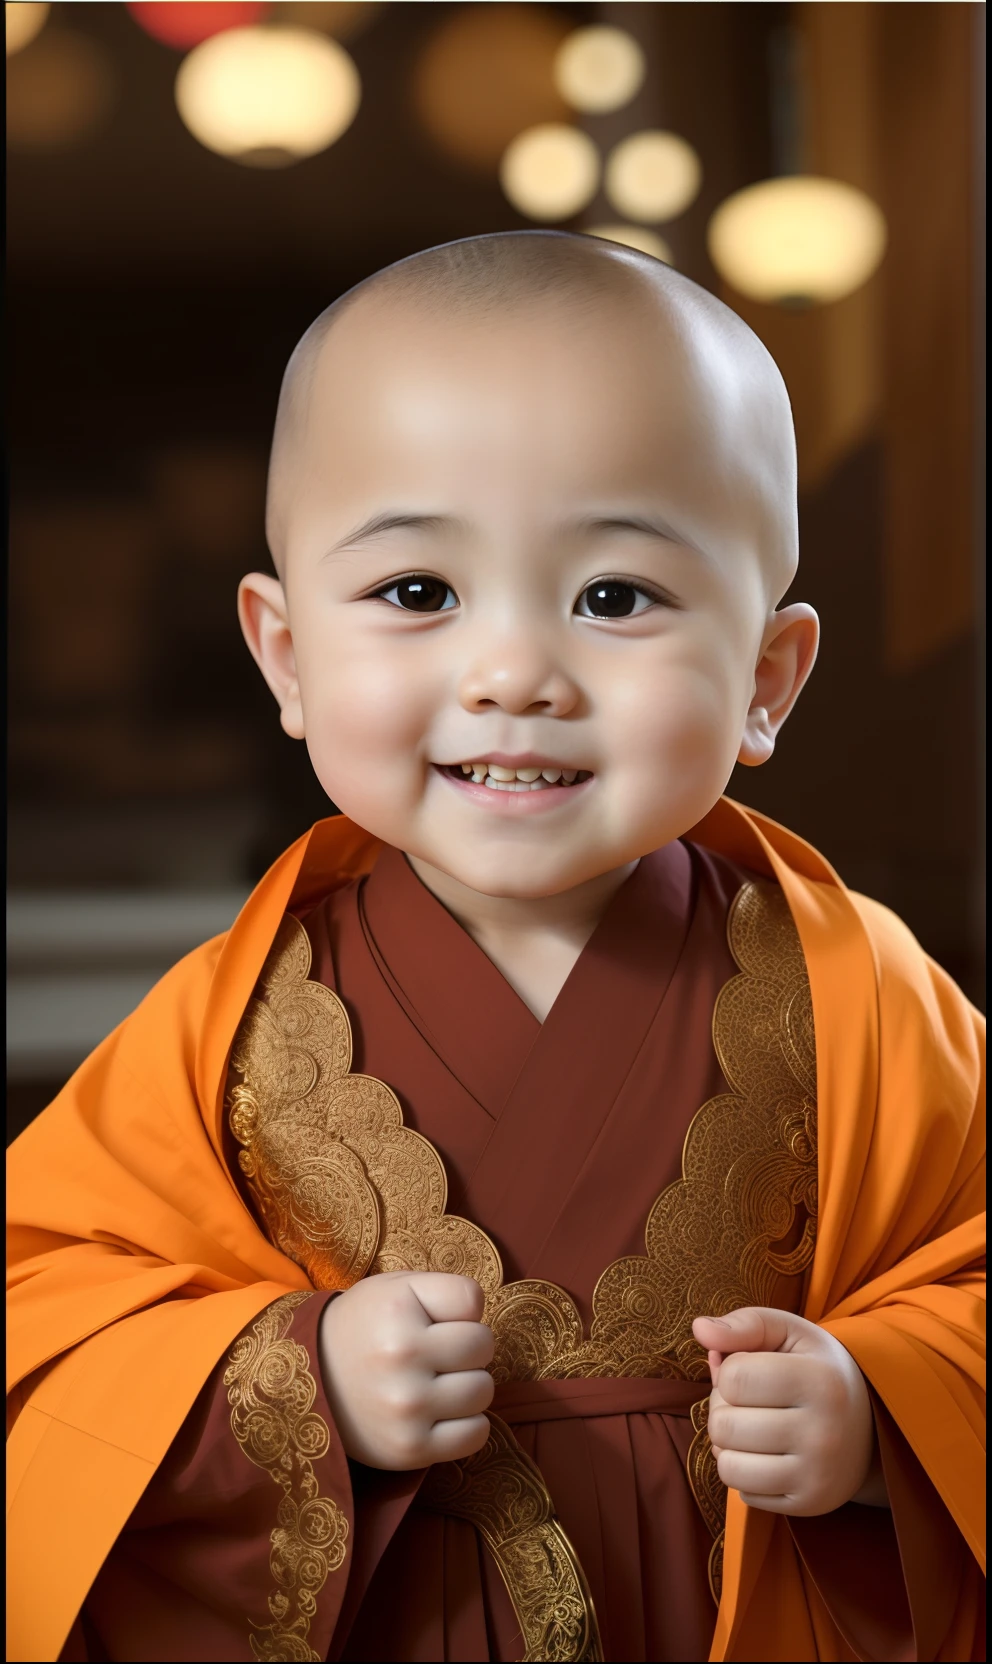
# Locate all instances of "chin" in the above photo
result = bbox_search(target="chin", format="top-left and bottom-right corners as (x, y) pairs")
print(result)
(439, 850), (612, 901)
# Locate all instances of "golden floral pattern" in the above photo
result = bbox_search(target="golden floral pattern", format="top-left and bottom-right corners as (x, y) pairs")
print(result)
(485, 880), (818, 1384)
(228, 917), (502, 1298)
(226, 878), (817, 1647)
(224, 1292), (349, 1662)
(421, 1413), (603, 1662)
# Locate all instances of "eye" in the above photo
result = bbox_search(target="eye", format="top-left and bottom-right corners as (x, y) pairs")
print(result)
(575, 579), (657, 620)
(374, 574), (457, 613)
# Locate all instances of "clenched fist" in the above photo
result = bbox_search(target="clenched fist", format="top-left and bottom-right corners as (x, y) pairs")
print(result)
(318, 1271), (495, 1469)
(692, 1308), (887, 1517)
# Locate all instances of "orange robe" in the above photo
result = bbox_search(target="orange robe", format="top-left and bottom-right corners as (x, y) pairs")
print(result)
(6, 801), (986, 1662)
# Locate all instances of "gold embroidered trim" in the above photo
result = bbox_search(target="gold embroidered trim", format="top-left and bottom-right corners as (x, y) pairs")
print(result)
(486, 879), (818, 1382)
(225, 1291), (349, 1663)
(421, 1413), (603, 1662)
(687, 1396), (725, 1605)
(226, 878), (816, 1639)
(227, 917), (503, 1299)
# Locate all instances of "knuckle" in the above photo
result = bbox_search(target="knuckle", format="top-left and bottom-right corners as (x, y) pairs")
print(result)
(453, 1276), (484, 1316)
(720, 1358), (746, 1401)
(381, 1380), (424, 1422)
(707, 1407), (732, 1447)
(390, 1425), (427, 1466)
(375, 1332), (417, 1370)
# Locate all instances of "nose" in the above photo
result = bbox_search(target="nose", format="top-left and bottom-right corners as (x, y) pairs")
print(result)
(457, 633), (581, 718)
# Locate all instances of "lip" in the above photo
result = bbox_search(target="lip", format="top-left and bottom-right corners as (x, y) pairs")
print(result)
(438, 752), (585, 772)
(433, 764), (594, 816)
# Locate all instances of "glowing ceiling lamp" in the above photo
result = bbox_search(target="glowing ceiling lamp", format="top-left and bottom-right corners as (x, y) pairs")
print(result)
(707, 176), (887, 305)
(554, 25), (645, 115)
(585, 225), (673, 263)
(500, 124), (600, 222)
(127, 3), (269, 50)
(175, 25), (360, 166)
(6, 2), (49, 54)
(413, 5), (569, 173)
(605, 130), (702, 224)
(7, 26), (114, 147)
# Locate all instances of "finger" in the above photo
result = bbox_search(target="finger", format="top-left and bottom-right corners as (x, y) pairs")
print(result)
(707, 1404), (800, 1456)
(693, 1307), (799, 1358)
(718, 1352), (808, 1409)
(426, 1412), (492, 1464)
(715, 1449), (800, 1497)
(424, 1319), (494, 1374)
(407, 1273), (485, 1325)
(736, 1490), (809, 1516)
(428, 1368), (495, 1423)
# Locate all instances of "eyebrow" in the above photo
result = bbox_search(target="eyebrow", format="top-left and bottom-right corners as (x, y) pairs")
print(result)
(570, 513), (702, 553)
(324, 509), (702, 559)
(326, 511), (463, 555)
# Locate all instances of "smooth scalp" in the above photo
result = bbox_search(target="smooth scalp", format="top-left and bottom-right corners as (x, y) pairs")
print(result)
(265, 231), (799, 601)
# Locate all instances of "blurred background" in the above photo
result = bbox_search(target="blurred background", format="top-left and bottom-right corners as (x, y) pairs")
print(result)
(6, 0), (985, 1141)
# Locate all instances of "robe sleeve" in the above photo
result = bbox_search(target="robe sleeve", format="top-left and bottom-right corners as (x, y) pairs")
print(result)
(787, 1391), (979, 1663)
(58, 1292), (352, 1664)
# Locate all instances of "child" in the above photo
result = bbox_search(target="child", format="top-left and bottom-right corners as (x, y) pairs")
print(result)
(7, 233), (985, 1663)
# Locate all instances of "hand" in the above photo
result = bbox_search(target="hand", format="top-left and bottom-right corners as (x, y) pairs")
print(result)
(318, 1271), (494, 1470)
(692, 1307), (882, 1516)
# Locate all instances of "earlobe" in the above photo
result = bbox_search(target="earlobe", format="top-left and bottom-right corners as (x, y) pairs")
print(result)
(237, 572), (306, 740)
(738, 706), (776, 767)
(737, 604), (819, 769)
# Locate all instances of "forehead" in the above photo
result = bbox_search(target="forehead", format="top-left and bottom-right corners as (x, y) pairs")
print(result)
(304, 291), (744, 486)
(272, 279), (796, 596)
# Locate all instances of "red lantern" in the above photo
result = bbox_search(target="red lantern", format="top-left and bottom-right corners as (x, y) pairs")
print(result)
(127, 4), (270, 50)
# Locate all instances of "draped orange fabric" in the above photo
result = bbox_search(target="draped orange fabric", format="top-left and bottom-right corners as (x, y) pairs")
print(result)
(6, 801), (985, 1663)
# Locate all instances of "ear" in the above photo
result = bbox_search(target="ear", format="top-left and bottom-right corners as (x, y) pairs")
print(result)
(738, 603), (819, 767)
(237, 572), (305, 740)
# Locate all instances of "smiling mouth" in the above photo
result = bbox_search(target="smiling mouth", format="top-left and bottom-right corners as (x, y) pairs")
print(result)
(439, 761), (593, 792)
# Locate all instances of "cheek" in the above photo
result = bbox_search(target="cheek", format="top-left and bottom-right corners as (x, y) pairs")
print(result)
(294, 624), (438, 792)
(606, 651), (745, 798)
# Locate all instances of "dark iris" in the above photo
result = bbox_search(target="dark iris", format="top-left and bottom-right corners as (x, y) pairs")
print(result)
(393, 575), (451, 612)
(582, 581), (639, 618)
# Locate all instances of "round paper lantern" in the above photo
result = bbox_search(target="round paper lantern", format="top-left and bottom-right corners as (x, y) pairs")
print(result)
(7, 27), (113, 147)
(413, 4), (569, 172)
(6, 1), (49, 55)
(707, 176), (887, 305)
(500, 123), (600, 222)
(175, 25), (360, 165)
(277, 3), (383, 40)
(585, 224), (673, 263)
(127, 3), (269, 50)
(605, 130), (702, 224)
(554, 25), (645, 115)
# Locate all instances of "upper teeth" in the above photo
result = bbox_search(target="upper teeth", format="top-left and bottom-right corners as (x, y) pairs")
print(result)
(458, 762), (580, 789)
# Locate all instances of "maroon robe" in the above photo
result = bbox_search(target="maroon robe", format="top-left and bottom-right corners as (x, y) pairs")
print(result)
(62, 840), (938, 1664)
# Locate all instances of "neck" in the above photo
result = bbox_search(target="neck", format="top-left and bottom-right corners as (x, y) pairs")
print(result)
(406, 856), (639, 1021)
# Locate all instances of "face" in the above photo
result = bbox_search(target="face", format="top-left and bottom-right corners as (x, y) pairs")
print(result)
(244, 288), (814, 900)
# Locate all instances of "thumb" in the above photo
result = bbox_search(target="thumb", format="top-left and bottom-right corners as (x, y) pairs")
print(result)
(693, 1306), (806, 1364)
(406, 1272), (485, 1326)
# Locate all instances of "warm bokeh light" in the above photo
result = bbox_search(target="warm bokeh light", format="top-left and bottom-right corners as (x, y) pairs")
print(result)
(604, 131), (702, 223)
(6, 27), (113, 147)
(500, 124), (600, 222)
(6, 1), (48, 55)
(127, 3), (269, 50)
(414, 3), (568, 172)
(553, 26), (645, 115)
(707, 176), (887, 305)
(585, 224), (673, 263)
(175, 25), (360, 165)
(275, 2), (384, 40)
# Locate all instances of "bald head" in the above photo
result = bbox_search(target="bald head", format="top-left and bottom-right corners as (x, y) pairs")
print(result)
(266, 231), (797, 599)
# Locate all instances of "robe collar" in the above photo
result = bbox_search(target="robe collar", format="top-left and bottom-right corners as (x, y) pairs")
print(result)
(355, 837), (695, 1123)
